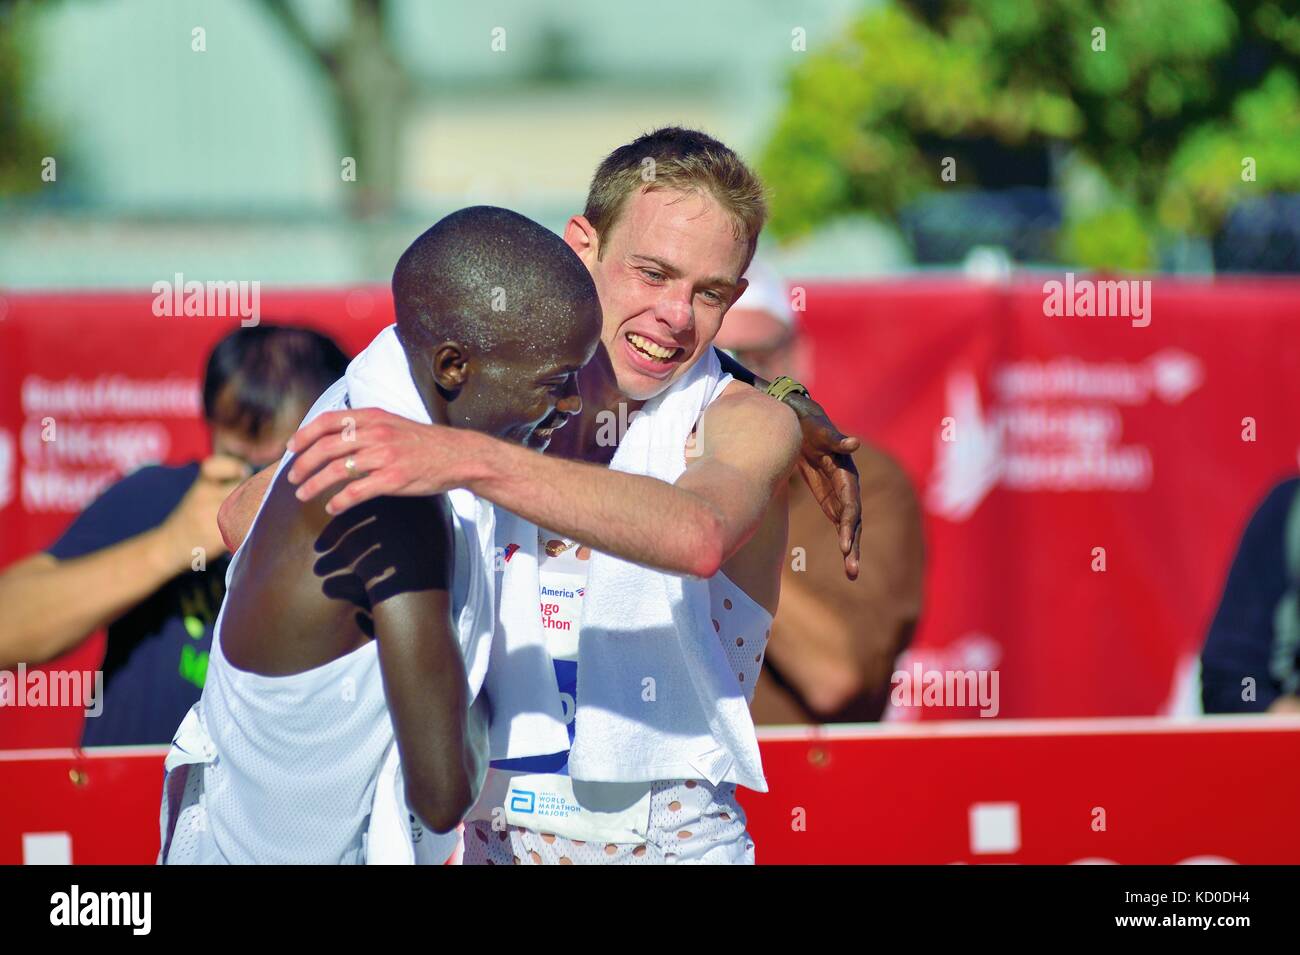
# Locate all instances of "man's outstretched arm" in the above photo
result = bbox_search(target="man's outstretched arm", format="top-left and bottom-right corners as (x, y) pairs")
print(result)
(1, 457), (245, 668)
(285, 392), (801, 579)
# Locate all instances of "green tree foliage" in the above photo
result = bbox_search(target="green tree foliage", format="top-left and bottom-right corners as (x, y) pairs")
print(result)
(0, 2), (57, 198)
(760, 0), (1300, 269)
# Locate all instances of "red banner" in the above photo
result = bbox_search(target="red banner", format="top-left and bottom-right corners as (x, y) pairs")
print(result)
(799, 279), (1300, 720)
(2, 281), (1299, 746)
(4, 718), (1298, 864)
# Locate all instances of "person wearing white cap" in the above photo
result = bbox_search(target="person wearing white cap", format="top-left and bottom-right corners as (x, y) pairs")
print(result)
(715, 260), (925, 724)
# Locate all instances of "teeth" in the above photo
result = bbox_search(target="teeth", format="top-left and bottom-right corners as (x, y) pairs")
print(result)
(627, 332), (678, 361)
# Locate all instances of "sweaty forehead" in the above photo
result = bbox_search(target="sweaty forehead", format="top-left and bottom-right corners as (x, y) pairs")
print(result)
(609, 188), (750, 274)
(489, 296), (599, 368)
(546, 307), (601, 368)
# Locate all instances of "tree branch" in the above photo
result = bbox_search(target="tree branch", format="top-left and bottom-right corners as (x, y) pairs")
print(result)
(260, 0), (340, 76)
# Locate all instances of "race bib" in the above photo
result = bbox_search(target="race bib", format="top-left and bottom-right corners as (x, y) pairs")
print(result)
(538, 567), (584, 660)
(504, 773), (651, 845)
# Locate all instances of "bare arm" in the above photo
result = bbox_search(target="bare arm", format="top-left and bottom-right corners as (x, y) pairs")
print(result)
(217, 464), (276, 553)
(0, 456), (243, 669)
(671, 386), (803, 565)
(285, 393), (802, 579)
(770, 452), (924, 714)
(466, 388), (800, 576)
(315, 489), (485, 832)
(0, 539), (181, 668)
(458, 452), (726, 577)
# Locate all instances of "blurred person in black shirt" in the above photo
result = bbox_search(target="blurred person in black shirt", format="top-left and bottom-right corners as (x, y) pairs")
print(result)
(1202, 477), (1300, 715)
(0, 325), (348, 744)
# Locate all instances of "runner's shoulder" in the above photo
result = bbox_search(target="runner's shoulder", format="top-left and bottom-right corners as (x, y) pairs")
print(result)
(712, 379), (799, 438)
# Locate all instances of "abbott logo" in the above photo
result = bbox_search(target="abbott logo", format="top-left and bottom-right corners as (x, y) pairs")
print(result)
(0, 428), (13, 509)
(50, 885), (151, 935)
(508, 789), (536, 814)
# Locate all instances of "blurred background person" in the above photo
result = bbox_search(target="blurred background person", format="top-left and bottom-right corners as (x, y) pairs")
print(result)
(1202, 476), (1300, 715)
(715, 261), (925, 723)
(0, 325), (348, 745)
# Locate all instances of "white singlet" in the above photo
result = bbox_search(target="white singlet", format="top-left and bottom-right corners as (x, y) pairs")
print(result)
(159, 381), (494, 864)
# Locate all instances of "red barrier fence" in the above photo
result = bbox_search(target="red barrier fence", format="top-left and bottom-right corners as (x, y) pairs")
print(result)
(2, 280), (1300, 746)
(4, 718), (1298, 864)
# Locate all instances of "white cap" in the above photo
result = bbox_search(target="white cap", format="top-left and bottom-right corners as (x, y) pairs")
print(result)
(732, 258), (795, 329)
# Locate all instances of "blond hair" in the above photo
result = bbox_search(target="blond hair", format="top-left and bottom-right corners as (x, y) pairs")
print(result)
(584, 127), (767, 262)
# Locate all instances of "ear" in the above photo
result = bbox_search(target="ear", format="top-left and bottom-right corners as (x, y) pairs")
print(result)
(431, 342), (470, 391)
(563, 215), (600, 268)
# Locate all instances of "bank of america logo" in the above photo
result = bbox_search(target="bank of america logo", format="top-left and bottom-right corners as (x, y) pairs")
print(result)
(927, 372), (1000, 522)
(502, 543), (519, 563)
(576, 587), (585, 597)
(1147, 349), (1203, 404)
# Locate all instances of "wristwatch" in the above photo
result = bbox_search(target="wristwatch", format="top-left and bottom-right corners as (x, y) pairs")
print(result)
(765, 375), (810, 404)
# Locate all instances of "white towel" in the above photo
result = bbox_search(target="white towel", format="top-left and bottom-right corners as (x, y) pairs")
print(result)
(344, 324), (432, 429)
(482, 509), (572, 760)
(567, 351), (768, 792)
